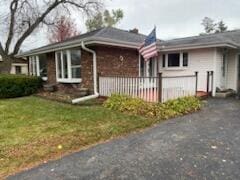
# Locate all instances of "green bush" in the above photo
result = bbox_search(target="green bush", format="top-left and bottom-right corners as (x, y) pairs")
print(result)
(104, 94), (201, 120)
(0, 74), (42, 98)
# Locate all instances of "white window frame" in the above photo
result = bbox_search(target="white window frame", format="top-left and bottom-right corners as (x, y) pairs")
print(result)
(29, 55), (47, 81)
(162, 52), (188, 70)
(55, 49), (82, 83)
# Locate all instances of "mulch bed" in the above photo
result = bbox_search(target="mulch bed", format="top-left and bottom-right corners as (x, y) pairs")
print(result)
(35, 91), (107, 105)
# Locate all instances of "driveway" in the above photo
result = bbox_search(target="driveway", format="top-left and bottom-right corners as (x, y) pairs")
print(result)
(8, 98), (240, 180)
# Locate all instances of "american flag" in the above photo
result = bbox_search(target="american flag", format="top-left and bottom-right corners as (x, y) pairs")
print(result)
(139, 27), (158, 61)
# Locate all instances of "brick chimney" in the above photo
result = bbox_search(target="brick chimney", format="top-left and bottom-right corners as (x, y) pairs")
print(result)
(129, 28), (139, 34)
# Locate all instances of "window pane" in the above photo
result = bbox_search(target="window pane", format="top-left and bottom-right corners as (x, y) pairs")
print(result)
(57, 52), (62, 78)
(39, 54), (47, 77)
(162, 54), (166, 67)
(183, 53), (188, 67)
(63, 51), (68, 78)
(72, 67), (81, 78)
(71, 49), (81, 66)
(168, 53), (180, 67)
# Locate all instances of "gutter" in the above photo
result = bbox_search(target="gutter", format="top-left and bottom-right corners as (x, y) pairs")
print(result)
(71, 41), (99, 104)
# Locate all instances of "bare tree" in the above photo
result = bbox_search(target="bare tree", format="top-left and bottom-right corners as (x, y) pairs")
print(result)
(48, 16), (80, 43)
(0, 0), (103, 73)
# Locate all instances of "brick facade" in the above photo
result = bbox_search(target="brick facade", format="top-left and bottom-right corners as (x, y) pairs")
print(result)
(46, 52), (56, 84)
(45, 45), (139, 92)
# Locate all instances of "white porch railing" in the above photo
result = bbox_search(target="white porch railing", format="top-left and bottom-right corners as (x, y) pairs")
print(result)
(99, 76), (159, 102)
(99, 73), (199, 103)
(162, 75), (197, 102)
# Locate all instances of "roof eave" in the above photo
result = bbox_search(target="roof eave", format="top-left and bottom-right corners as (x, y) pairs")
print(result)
(16, 37), (140, 57)
(159, 43), (239, 52)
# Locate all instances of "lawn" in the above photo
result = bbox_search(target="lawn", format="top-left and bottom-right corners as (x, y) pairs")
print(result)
(0, 96), (157, 178)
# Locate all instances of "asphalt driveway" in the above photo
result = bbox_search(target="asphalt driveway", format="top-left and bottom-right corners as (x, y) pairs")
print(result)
(8, 98), (240, 180)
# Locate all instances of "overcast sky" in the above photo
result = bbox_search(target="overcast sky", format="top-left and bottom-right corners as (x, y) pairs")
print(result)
(22, 0), (240, 50)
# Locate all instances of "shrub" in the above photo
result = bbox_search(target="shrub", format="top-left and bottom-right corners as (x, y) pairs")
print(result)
(104, 94), (201, 120)
(0, 74), (42, 98)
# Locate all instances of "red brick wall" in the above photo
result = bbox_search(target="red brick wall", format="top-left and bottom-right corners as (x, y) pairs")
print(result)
(45, 45), (139, 92)
(81, 46), (139, 90)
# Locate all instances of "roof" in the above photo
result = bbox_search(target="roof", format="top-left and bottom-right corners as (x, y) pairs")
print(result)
(18, 28), (240, 57)
(160, 30), (240, 51)
(19, 27), (154, 57)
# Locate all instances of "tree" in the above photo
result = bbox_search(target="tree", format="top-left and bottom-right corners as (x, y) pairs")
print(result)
(201, 17), (228, 35)
(201, 17), (216, 34)
(48, 16), (80, 43)
(85, 9), (123, 31)
(0, 0), (103, 73)
(215, 20), (228, 33)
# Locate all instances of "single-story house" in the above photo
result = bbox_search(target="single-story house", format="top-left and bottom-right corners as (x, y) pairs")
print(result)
(18, 27), (240, 101)
(0, 56), (28, 75)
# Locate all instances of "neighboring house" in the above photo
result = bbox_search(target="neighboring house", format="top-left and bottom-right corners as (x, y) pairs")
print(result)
(18, 27), (240, 98)
(0, 55), (28, 75)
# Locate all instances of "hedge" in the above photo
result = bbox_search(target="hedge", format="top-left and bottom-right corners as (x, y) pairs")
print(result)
(104, 94), (202, 120)
(0, 74), (42, 98)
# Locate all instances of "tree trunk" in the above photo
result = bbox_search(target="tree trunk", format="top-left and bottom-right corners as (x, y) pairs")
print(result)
(0, 55), (13, 74)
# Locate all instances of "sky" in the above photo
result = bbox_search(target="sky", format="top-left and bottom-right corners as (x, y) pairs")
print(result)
(22, 0), (240, 50)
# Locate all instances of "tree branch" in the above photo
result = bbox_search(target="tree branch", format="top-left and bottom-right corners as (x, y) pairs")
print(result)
(5, 0), (19, 54)
(12, 0), (62, 55)
(0, 42), (5, 56)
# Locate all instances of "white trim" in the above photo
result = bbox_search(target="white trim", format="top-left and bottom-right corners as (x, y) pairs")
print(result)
(162, 52), (189, 70)
(36, 56), (40, 76)
(12, 63), (28, 66)
(212, 48), (217, 96)
(159, 43), (238, 52)
(55, 49), (82, 83)
(16, 37), (140, 58)
(236, 53), (240, 93)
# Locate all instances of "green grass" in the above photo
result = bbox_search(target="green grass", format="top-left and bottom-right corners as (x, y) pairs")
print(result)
(0, 96), (158, 178)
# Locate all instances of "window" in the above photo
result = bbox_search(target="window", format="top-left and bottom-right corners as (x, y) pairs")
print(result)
(168, 53), (180, 67)
(39, 54), (47, 80)
(56, 48), (81, 83)
(162, 52), (189, 68)
(29, 55), (47, 80)
(71, 49), (81, 78)
(183, 53), (188, 67)
(15, 66), (22, 74)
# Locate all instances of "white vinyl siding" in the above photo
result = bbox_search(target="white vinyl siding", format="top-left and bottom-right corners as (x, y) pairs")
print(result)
(10, 64), (28, 75)
(226, 50), (238, 91)
(159, 48), (215, 92)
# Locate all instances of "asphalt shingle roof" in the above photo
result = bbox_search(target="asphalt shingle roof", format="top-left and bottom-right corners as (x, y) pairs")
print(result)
(160, 30), (240, 48)
(19, 27), (240, 57)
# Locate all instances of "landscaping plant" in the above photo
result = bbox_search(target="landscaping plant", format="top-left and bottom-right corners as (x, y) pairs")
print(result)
(104, 94), (202, 119)
(0, 74), (42, 98)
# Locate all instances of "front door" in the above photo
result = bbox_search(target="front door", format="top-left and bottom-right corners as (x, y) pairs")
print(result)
(220, 53), (227, 88)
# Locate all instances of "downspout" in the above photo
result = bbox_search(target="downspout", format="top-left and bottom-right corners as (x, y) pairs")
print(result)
(72, 41), (99, 104)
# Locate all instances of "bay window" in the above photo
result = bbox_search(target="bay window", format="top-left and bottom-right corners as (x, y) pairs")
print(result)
(56, 48), (81, 83)
(162, 52), (188, 68)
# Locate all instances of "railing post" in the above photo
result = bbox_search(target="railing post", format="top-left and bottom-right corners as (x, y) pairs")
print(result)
(195, 71), (198, 96)
(207, 71), (210, 96)
(158, 73), (162, 103)
(211, 71), (214, 96)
